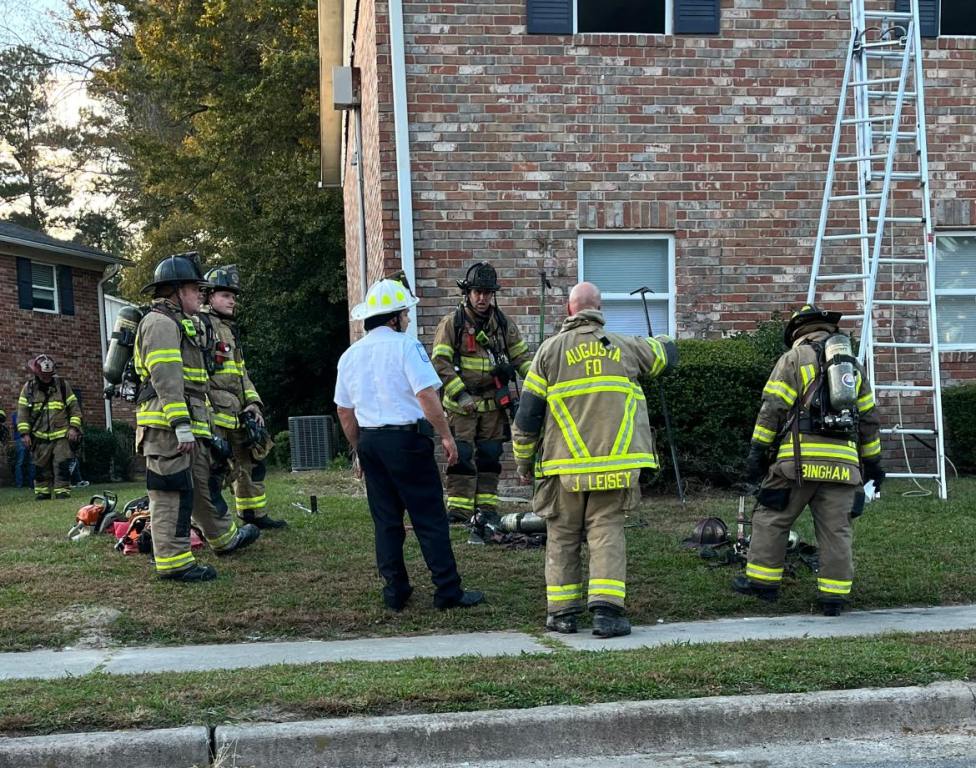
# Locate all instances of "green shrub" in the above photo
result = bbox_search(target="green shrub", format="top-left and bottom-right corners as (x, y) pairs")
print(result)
(80, 426), (117, 484)
(641, 324), (786, 488)
(111, 421), (136, 481)
(270, 430), (290, 468)
(944, 383), (976, 475)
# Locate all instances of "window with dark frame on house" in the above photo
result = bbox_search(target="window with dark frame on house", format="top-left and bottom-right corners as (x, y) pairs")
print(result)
(935, 235), (976, 349)
(941, 0), (976, 36)
(577, 0), (665, 34)
(31, 261), (59, 313)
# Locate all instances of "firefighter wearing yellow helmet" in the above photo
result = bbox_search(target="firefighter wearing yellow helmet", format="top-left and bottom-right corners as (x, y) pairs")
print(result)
(201, 264), (286, 530)
(16, 354), (82, 500)
(733, 304), (884, 615)
(431, 262), (533, 523)
(512, 282), (678, 638)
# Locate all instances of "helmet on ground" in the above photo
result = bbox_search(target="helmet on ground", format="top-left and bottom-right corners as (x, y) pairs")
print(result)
(681, 517), (729, 549)
(28, 354), (56, 376)
(205, 264), (241, 295)
(350, 279), (419, 320)
(783, 304), (843, 345)
(141, 252), (207, 294)
(457, 261), (501, 294)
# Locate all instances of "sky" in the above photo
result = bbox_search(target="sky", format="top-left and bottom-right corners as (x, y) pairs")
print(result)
(1, 0), (63, 47)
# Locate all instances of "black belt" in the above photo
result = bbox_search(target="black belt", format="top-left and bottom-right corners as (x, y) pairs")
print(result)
(361, 423), (418, 432)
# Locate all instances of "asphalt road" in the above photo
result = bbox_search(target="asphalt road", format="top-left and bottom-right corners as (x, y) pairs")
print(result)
(431, 732), (976, 768)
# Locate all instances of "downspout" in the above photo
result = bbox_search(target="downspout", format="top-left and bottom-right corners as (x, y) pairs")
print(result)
(388, 0), (417, 335)
(97, 263), (121, 431)
(354, 107), (369, 300)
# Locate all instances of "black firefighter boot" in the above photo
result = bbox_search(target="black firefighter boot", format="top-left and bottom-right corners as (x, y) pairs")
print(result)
(216, 523), (261, 556)
(159, 564), (218, 583)
(591, 604), (632, 638)
(241, 509), (288, 530)
(819, 597), (847, 617)
(731, 575), (780, 603)
(545, 609), (581, 634)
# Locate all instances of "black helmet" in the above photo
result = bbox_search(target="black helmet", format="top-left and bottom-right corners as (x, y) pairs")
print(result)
(681, 517), (729, 549)
(204, 264), (241, 295)
(141, 252), (207, 294)
(457, 261), (501, 293)
(783, 304), (842, 345)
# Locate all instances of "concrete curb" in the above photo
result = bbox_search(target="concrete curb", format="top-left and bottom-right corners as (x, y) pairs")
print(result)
(0, 726), (210, 768)
(215, 681), (976, 768)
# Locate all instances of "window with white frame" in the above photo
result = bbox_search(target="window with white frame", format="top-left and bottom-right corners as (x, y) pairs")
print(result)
(576, 0), (666, 34)
(934, 234), (976, 349)
(578, 234), (674, 337)
(31, 261), (59, 313)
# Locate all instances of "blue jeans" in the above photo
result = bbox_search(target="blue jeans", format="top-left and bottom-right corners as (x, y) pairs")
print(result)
(15, 442), (35, 489)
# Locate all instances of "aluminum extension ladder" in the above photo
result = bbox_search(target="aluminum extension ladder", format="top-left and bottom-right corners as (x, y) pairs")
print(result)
(807, 0), (947, 499)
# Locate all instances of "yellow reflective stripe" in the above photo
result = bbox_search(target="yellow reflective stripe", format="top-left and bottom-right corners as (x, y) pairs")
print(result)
(236, 494), (267, 509)
(432, 343), (454, 359)
(549, 375), (634, 397)
(447, 496), (475, 511)
(746, 562), (783, 582)
(513, 440), (536, 459)
(858, 392), (875, 413)
(65, 394), (78, 406)
(509, 339), (529, 357)
(191, 421), (211, 438)
(216, 362), (243, 376)
(550, 397), (589, 459)
(645, 337), (667, 377)
(183, 367), (208, 383)
(764, 380), (798, 406)
(33, 429), (69, 440)
(144, 349), (183, 369)
(776, 438), (859, 463)
(610, 393), (637, 456)
(475, 398), (497, 413)
(817, 577), (852, 595)
(209, 522), (239, 550)
(69, 417), (82, 427)
(752, 425), (777, 445)
(547, 583), (584, 601)
(154, 551), (195, 572)
(860, 438), (881, 458)
(459, 355), (492, 373)
(18, 396), (29, 406)
(30, 402), (64, 411)
(518, 360), (531, 378)
(243, 390), (260, 401)
(589, 578), (625, 597)
(540, 453), (657, 473)
(213, 412), (239, 429)
(799, 364), (816, 392)
(17, 423), (30, 433)
(524, 371), (548, 398)
(476, 493), (497, 506)
(136, 410), (171, 428)
(162, 402), (189, 415)
(444, 377), (466, 398)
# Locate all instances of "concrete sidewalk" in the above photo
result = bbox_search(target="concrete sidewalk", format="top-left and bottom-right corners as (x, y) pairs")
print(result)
(3, 603), (976, 681)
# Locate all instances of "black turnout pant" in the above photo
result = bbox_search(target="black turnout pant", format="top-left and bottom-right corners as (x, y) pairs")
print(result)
(357, 428), (464, 608)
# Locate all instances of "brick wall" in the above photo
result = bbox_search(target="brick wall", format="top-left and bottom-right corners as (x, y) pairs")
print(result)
(0, 255), (110, 429)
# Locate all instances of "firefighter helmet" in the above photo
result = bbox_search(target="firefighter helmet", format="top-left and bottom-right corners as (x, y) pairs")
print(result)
(204, 264), (241, 295)
(350, 278), (419, 320)
(28, 354), (56, 376)
(141, 252), (208, 294)
(457, 261), (501, 294)
(681, 517), (729, 549)
(783, 304), (843, 345)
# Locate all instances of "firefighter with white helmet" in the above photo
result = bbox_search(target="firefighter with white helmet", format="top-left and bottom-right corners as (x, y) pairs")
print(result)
(335, 278), (484, 611)
(16, 354), (82, 500)
(733, 304), (884, 615)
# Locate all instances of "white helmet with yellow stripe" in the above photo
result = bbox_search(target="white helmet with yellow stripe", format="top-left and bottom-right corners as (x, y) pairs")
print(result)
(350, 279), (419, 321)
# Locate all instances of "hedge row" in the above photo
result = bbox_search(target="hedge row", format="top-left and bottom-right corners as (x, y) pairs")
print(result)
(944, 383), (976, 474)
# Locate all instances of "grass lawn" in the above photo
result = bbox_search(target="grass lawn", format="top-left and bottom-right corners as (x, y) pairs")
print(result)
(1, 470), (975, 651)
(1, 630), (975, 735)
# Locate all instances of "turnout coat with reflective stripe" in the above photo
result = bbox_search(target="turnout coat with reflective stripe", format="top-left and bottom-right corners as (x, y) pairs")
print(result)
(512, 309), (677, 488)
(750, 329), (881, 485)
(16, 376), (82, 441)
(431, 305), (533, 413)
(134, 299), (212, 441)
(202, 309), (262, 430)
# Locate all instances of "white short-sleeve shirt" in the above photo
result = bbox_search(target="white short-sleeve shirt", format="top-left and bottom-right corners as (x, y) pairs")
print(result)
(334, 326), (441, 427)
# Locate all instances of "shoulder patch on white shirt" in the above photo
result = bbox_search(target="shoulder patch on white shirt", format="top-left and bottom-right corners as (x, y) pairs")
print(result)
(415, 342), (431, 364)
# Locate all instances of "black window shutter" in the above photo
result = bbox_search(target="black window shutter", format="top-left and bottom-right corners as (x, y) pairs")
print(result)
(16, 257), (33, 310)
(674, 0), (720, 34)
(57, 265), (75, 316)
(527, 0), (572, 34)
(895, 0), (939, 37)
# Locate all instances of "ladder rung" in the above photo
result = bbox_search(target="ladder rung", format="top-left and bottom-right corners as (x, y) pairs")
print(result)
(878, 258), (927, 264)
(871, 216), (925, 224)
(859, 39), (907, 50)
(815, 273), (869, 281)
(875, 384), (935, 392)
(872, 299), (929, 306)
(878, 131), (917, 140)
(868, 91), (916, 99)
(873, 342), (932, 349)
(822, 232), (872, 241)
(851, 77), (901, 87)
(830, 193), (882, 202)
(838, 153), (887, 163)
(863, 11), (913, 20)
(886, 472), (941, 479)
(842, 115), (895, 125)
(864, 51), (915, 60)
(870, 171), (922, 181)
(881, 428), (937, 436)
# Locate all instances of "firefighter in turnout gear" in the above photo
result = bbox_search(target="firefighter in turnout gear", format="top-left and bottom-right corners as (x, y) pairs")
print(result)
(512, 283), (678, 637)
(431, 262), (533, 522)
(16, 355), (82, 500)
(202, 265), (286, 530)
(135, 253), (260, 582)
(733, 305), (884, 615)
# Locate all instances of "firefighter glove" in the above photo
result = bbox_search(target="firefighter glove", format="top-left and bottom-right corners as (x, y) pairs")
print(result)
(745, 443), (770, 486)
(862, 459), (885, 491)
(456, 392), (477, 414)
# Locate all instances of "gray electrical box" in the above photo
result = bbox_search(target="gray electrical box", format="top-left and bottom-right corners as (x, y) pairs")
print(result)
(332, 66), (360, 110)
